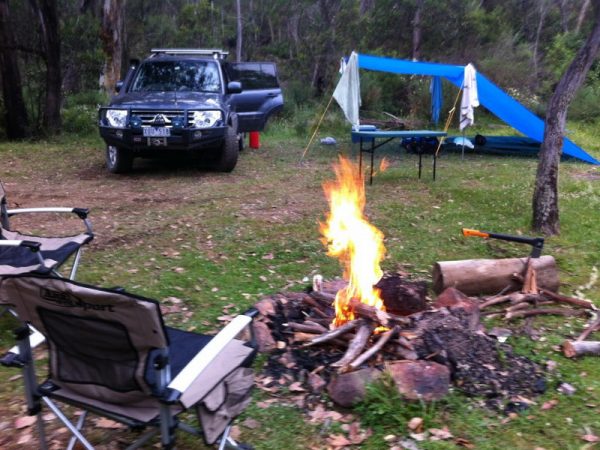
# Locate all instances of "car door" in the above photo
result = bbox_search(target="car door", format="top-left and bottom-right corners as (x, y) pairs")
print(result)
(226, 62), (283, 132)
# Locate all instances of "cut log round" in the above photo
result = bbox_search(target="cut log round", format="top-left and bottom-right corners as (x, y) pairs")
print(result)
(562, 340), (600, 358)
(432, 255), (559, 296)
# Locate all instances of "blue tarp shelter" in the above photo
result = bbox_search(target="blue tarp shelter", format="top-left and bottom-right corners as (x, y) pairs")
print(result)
(356, 53), (600, 165)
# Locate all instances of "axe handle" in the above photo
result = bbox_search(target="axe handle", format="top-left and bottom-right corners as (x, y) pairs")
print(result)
(462, 228), (544, 257)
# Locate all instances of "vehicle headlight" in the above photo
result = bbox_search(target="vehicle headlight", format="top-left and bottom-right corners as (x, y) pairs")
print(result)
(105, 109), (128, 128)
(191, 110), (222, 128)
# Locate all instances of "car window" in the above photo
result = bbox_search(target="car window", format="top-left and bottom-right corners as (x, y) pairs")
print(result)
(130, 60), (221, 93)
(227, 63), (279, 90)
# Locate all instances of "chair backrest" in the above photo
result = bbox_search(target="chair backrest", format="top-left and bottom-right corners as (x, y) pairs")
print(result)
(0, 275), (169, 404)
(0, 180), (9, 231)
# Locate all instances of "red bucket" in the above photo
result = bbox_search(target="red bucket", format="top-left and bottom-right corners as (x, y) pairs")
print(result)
(249, 131), (260, 149)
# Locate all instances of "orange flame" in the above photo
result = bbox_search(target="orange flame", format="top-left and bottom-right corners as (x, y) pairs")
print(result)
(320, 156), (386, 328)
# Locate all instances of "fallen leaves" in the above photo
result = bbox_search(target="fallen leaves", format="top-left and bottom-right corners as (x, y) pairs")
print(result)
(15, 416), (36, 429)
(541, 399), (559, 410)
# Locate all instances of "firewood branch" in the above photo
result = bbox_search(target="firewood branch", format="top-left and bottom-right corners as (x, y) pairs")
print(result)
(349, 326), (399, 370)
(540, 289), (596, 310)
(576, 314), (600, 341)
(505, 308), (588, 320)
(332, 322), (374, 368)
(303, 319), (362, 347)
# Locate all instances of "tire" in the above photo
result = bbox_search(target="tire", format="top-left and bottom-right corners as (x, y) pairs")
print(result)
(214, 126), (239, 172)
(106, 145), (133, 174)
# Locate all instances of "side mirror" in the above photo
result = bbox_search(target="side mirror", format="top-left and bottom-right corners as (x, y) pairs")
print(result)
(227, 81), (242, 94)
(115, 81), (123, 93)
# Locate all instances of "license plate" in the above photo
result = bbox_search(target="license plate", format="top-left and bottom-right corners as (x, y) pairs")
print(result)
(147, 137), (168, 146)
(143, 127), (170, 137)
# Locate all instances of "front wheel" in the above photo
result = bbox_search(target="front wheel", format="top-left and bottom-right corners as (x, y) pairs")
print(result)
(214, 126), (239, 172)
(106, 145), (133, 174)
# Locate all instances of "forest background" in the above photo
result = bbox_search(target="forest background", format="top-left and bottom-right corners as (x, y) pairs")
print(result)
(1, 0), (599, 139)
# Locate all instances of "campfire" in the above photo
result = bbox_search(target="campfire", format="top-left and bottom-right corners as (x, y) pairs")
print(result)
(251, 156), (598, 410)
(319, 155), (386, 328)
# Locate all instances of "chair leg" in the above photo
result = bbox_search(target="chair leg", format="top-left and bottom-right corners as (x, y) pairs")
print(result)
(42, 397), (95, 450)
(159, 404), (176, 449)
(69, 248), (84, 279)
(66, 411), (88, 450)
(218, 424), (253, 450)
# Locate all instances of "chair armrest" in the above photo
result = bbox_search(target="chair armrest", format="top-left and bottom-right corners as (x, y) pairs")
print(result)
(167, 314), (253, 396)
(5, 326), (46, 357)
(0, 240), (42, 252)
(7, 207), (93, 235)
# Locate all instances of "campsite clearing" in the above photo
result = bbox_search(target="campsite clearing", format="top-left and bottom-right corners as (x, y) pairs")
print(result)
(0, 128), (599, 449)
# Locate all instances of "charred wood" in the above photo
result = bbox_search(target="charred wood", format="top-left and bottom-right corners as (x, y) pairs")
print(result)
(303, 319), (362, 347)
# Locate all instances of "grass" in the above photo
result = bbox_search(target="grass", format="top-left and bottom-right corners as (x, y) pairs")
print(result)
(0, 118), (599, 449)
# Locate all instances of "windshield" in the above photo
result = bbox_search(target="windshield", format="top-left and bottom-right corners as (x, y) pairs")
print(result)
(130, 60), (221, 93)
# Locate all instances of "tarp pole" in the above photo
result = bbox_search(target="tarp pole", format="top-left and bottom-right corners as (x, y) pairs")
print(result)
(300, 95), (335, 162)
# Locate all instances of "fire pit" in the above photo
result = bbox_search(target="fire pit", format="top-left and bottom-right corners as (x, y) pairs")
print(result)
(253, 156), (547, 410)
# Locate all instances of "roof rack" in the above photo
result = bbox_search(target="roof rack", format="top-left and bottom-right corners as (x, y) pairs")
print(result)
(150, 48), (229, 59)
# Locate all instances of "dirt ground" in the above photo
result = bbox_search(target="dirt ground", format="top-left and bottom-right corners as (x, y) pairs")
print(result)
(0, 144), (330, 449)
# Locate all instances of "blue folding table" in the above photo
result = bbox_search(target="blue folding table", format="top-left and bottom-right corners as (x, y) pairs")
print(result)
(351, 129), (447, 184)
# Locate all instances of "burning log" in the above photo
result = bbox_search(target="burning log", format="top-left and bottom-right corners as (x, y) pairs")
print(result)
(304, 319), (362, 347)
(562, 340), (600, 358)
(349, 298), (411, 327)
(332, 323), (374, 368)
(432, 255), (559, 296)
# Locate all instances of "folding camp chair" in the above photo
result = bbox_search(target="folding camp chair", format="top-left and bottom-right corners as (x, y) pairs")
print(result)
(0, 274), (258, 449)
(0, 179), (94, 278)
(0, 180), (94, 357)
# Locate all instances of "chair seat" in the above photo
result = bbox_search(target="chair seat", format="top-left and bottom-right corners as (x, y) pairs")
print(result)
(0, 230), (92, 272)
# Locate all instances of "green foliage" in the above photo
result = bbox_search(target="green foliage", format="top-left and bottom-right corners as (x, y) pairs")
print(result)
(568, 84), (600, 121)
(544, 32), (583, 82)
(62, 91), (107, 136)
(356, 372), (442, 430)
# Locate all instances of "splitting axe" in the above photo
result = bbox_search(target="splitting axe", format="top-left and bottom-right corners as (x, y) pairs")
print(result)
(462, 228), (545, 258)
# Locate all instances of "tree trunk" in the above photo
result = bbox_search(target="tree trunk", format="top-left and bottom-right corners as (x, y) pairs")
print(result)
(411, 0), (424, 61)
(101, 0), (126, 94)
(0, 0), (30, 138)
(532, 0), (548, 87)
(235, 0), (242, 62)
(30, 0), (61, 133)
(576, 0), (591, 34)
(532, 3), (600, 235)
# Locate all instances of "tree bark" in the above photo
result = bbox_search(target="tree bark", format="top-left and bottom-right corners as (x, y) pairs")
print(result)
(0, 0), (30, 138)
(30, 0), (61, 133)
(576, 0), (591, 34)
(532, 2), (600, 235)
(235, 0), (242, 62)
(101, 0), (126, 94)
(411, 0), (424, 61)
